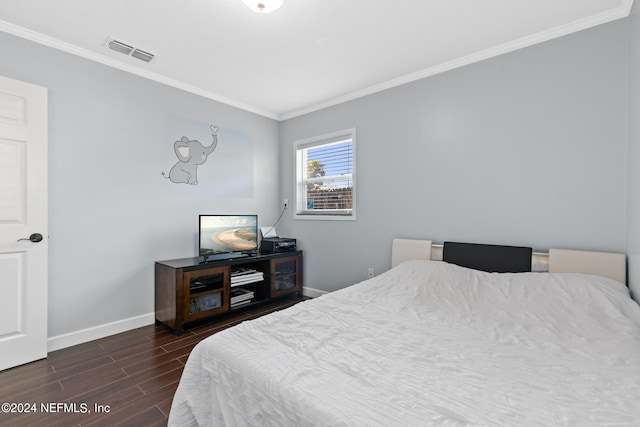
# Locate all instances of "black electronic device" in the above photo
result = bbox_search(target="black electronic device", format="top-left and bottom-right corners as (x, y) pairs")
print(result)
(260, 237), (297, 254)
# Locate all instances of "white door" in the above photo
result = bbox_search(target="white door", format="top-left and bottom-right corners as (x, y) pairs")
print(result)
(0, 75), (48, 371)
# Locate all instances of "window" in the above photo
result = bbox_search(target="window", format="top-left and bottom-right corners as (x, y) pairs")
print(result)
(294, 128), (356, 220)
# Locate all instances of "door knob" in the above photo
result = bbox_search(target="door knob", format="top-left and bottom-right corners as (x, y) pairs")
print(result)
(17, 233), (43, 243)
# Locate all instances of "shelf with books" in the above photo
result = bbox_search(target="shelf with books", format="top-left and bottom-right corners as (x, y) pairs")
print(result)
(230, 287), (255, 309)
(230, 267), (265, 287)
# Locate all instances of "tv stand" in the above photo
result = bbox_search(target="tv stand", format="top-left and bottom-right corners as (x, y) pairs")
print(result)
(155, 251), (302, 335)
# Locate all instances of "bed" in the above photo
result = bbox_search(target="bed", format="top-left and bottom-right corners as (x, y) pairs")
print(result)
(168, 240), (640, 426)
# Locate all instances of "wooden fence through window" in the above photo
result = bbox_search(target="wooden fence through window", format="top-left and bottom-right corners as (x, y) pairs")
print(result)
(307, 187), (352, 210)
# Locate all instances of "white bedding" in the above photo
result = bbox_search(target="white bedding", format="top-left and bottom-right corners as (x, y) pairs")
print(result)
(169, 260), (640, 426)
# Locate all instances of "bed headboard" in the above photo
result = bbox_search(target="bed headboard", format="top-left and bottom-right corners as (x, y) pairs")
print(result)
(442, 241), (532, 273)
(549, 248), (626, 285)
(391, 238), (627, 284)
(391, 238), (432, 268)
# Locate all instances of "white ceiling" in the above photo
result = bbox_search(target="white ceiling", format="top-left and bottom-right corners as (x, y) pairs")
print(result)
(0, 0), (634, 120)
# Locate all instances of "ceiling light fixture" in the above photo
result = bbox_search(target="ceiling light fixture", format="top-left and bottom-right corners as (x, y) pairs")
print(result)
(242, 0), (283, 14)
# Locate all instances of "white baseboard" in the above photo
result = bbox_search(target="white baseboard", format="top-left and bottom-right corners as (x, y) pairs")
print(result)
(302, 286), (327, 298)
(47, 288), (326, 352)
(47, 312), (156, 352)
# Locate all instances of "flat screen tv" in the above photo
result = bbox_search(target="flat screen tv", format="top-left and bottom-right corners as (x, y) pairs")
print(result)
(199, 214), (258, 259)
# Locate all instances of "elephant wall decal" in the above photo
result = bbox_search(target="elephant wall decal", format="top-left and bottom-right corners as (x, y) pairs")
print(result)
(162, 125), (218, 185)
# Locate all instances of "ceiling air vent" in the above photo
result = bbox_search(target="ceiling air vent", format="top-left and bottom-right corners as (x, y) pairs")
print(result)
(131, 49), (155, 63)
(106, 38), (155, 63)
(108, 39), (134, 55)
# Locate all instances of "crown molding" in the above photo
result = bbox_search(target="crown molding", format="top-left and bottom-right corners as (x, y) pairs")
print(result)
(0, 20), (279, 120)
(278, 2), (634, 120)
(1, 0), (634, 123)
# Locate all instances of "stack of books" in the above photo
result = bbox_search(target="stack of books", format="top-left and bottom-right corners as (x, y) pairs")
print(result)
(230, 288), (254, 308)
(230, 267), (264, 287)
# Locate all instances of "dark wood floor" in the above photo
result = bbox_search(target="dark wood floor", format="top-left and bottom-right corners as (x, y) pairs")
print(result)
(0, 296), (305, 427)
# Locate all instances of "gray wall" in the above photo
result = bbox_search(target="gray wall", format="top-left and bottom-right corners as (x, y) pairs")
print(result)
(627, 2), (640, 300)
(279, 20), (629, 293)
(0, 32), (281, 338)
(0, 10), (635, 340)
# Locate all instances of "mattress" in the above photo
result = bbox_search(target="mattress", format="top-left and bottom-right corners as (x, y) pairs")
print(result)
(169, 260), (640, 426)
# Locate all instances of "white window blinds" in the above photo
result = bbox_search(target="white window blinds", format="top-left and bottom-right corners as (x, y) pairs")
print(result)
(294, 129), (356, 219)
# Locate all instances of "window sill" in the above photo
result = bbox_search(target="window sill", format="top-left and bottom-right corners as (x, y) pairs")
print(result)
(294, 212), (356, 221)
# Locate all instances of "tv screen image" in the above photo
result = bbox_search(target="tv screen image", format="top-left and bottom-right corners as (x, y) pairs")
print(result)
(199, 215), (258, 256)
